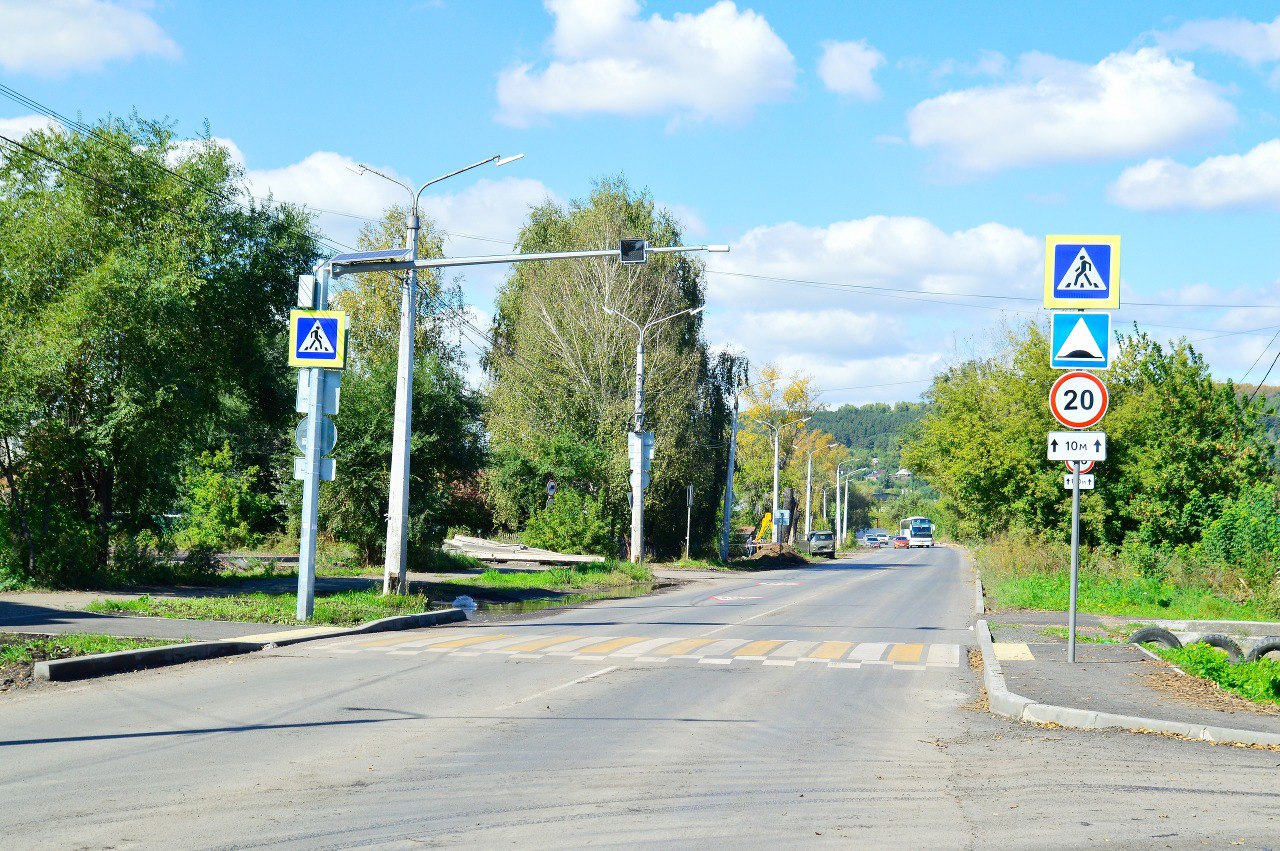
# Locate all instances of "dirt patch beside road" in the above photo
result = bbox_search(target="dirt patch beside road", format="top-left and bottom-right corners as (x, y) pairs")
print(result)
(1142, 663), (1280, 717)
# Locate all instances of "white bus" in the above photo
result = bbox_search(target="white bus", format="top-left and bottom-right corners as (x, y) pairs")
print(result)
(899, 516), (934, 547)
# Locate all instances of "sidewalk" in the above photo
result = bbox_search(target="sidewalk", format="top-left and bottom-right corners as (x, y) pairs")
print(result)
(0, 596), (326, 642)
(979, 614), (1280, 746)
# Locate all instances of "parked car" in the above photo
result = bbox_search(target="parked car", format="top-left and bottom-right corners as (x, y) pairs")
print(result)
(893, 535), (909, 549)
(807, 530), (835, 558)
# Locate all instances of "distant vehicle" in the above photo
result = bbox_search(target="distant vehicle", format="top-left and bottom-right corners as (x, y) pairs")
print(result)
(893, 535), (909, 549)
(807, 530), (835, 558)
(899, 516), (934, 547)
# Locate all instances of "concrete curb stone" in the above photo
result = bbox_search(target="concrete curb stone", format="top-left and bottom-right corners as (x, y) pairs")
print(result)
(975, 618), (1280, 748)
(33, 608), (466, 682)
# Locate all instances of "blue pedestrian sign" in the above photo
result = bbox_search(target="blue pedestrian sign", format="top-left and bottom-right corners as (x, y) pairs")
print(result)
(1051, 312), (1111, 370)
(1044, 235), (1121, 309)
(289, 309), (347, 369)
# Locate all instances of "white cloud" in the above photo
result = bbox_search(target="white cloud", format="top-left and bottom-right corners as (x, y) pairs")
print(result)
(0, 114), (59, 139)
(908, 48), (1235, 174)
(0, 0), (178, 77)
(710, 215), (1040, 310)
(700, 214), (1040, 406)
(1157, 15), (1280, 65)
(932, 50), (1008, 80)
(495, 0), (796, 127)
(817, 39), (885, 100)
(1109, 139), (1280, 211)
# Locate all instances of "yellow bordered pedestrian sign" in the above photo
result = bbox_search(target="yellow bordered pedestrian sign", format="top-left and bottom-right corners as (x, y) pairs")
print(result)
(289, 309), (347, 369)
(1044, 234), (1121, 309)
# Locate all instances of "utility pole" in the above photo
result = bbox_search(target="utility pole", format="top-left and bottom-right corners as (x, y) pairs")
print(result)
(804, 443), (836, 538)
(604, 302), (706, 563)
(354, 154), (524, 594)
(748, 414), (810, 544)
(720, 394), (739, 562)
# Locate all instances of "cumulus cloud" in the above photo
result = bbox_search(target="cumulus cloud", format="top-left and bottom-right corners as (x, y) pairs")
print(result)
(0, 114), (59, 139)
(0, 0), (178, 77)
(709, 215), (1040, 309)
(908, 48), (1235, 174)
(1109, 140), (1280, 211)
(817, 39), (885, 100)
(1157, 15), (1280, 65)
(496, 0), (796, 127)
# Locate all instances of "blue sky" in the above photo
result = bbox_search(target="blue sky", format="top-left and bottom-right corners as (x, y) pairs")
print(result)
(5, 0), (1280, 406)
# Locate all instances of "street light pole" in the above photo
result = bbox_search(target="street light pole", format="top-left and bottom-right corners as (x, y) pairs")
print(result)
(836, 461), (851, 548)
(804, 443), (837, 539)
(603, 304), (706, 563)
(355, 154), (524, 594)
(719, 393), (739, 562)
(747, 415), (810, 544)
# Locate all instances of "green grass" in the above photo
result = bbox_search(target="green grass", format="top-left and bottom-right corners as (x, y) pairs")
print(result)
(470, 562), (653, 590)
(84, 589), (433, 627)
(1156, 643), (1280, 705)
(659, 557), (732, 571)
(0, 633), (172, 666)
(987, 571), (1270, 621)
(1039, 626), (1128, 644)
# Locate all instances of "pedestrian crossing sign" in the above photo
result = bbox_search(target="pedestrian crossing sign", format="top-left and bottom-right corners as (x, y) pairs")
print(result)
(1043, 234), (1121, 309)
(289, 309), (347, 369)
(1050, 312), (1111, 370)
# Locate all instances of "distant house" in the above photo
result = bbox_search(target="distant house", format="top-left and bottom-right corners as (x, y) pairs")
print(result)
(865, 471), (880, 481)
(893, 468), (911, 480)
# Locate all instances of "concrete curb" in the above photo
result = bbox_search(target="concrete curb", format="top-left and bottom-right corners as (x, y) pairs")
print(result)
(34, 608), (466, 682)
(975, 619), (1280, 748)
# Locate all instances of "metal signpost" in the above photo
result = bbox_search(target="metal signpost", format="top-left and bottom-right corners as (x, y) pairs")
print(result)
(291, 273), (347, 620)
(685, 484), (693, 561)
(1044, 234), (1120, 662)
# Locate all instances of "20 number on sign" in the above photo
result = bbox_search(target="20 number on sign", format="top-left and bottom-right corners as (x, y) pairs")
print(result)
(1050, 371), (1108, 429)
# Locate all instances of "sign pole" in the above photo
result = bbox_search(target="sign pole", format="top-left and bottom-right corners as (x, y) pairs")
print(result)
(685, 484), (693, 561)
(1068, 459), (1081, 663)
(296, 265), (330, 621)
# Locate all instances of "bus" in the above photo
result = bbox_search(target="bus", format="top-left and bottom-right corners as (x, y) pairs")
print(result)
(899, 516), (934, 547)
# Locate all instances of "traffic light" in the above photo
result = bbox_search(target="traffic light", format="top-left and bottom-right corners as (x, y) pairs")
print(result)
(619, 238), (647, 264)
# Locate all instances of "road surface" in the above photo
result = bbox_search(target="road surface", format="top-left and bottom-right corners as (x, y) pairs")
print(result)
(2, 546), (1278, 848)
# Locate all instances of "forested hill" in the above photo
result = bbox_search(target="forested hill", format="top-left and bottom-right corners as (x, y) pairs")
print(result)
(809, 401), (932, 466)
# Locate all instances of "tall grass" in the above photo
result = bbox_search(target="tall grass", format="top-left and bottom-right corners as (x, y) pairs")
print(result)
(472, 561), (652, 590)
(976, 529), (1279, 620)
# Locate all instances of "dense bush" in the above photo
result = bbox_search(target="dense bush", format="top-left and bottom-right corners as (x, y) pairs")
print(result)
(176, 444), (273, 552)
(522, 488), (613, 556)
(1159, 642), (1280, 704)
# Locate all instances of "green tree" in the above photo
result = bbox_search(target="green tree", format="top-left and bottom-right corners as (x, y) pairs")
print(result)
(484, 177), (734, 557)
(903, 322), (1272, 546)
(0, 118), (317, 586)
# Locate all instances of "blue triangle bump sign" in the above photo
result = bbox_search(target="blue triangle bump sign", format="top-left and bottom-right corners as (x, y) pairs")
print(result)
(289, 309), (348, 369)
(1050, 312), (1110, 370)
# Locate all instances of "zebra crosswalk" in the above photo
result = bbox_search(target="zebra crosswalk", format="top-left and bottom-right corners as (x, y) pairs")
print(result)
(319, 630), (964, 670)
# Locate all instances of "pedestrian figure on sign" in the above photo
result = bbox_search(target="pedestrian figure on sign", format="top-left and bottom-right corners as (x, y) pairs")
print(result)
(302, 323), (327, 352)
(1071, 256), (1093, 288)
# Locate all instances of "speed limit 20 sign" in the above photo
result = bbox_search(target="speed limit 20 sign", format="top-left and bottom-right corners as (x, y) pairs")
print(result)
(1050, 371), (1108, 429)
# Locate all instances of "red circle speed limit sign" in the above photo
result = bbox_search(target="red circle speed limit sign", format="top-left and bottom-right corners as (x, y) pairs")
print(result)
(1050, 371), (1108, 429)
(1064, 459), (1096, 474)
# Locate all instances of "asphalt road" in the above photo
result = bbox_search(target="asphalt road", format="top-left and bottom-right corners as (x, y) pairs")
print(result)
(2, 546), (1279, 849)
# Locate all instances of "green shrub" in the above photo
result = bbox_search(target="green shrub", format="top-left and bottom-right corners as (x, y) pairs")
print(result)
(1158, 642), (1280, 704)
(1201, 483), (1280, 594)
(522, 488), (613, 556)
(175, 443), (273, 552)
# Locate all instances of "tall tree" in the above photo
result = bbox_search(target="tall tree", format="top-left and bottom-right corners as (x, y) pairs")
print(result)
(484, 177), (732, 556)
(0, 118), (317, 585)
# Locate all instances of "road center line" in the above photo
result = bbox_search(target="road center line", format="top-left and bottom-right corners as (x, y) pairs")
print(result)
(698, 561), (890, 637)
(502, 666), (619, 708)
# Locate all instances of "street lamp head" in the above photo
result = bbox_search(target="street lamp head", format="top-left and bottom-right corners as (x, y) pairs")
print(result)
(706, 245), (730, 252)
(495, 153), (525, 167)
(688, 305), (705, 316)
(602, 305), (617, 316)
